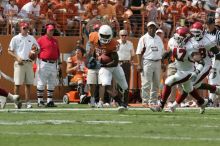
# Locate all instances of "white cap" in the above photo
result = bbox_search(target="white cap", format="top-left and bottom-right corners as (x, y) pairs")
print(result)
(156, 29), (164, 34)
(147, 21), (158, 28)
(162, 2), (169, 6)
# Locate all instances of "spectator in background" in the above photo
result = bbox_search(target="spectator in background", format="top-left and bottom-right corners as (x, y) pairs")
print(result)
(192, 0), (207, 23)
(98, 0), (116, 20)
(130, 0), (146, 37)
(16, 0), (30, 10)
(4, 0), (19, 35)
(114, 0), (126, 30)
(85, 0), (99, 20)
(166, 0), (181, 37)
(136, 21), (164, 106)
(117, 29), (135, 91)
(53, 0), (68, 36)
(8, 22), (39, 108)
(18, 0), (43, 35)
(0, 1), (6, 34)
(157, 1), (171, 38)
(145, 0), (158, 23)
(36, 24), (62, 107)
(66, 0), (80, 36)
(181, 0), (197, 26)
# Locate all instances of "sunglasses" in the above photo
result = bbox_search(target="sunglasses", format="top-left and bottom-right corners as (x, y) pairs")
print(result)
(22, 27), (29, 30)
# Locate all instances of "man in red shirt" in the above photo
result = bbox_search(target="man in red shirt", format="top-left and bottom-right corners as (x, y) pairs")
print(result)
(36, 24), (62, 107)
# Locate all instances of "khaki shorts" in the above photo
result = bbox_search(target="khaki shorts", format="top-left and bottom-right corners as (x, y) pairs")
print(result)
(14, 61), (34, 85)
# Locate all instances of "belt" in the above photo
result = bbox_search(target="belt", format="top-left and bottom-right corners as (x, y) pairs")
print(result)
(22, 60), (32, 62)
(42, 59), (56, 64)
(119, 60), (130, 63)
(147, 59), (161, 62)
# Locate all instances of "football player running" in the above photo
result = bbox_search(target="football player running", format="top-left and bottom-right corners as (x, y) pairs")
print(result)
(150, 27), (208, 113)
(167, 22), (220, 113)
(89, 25), (128, 111)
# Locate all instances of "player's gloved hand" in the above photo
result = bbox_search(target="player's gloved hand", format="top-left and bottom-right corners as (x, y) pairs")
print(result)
(209, 68), (217, 79)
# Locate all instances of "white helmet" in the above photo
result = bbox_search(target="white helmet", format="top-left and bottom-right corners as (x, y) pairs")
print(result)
(98, 25), (113, 44)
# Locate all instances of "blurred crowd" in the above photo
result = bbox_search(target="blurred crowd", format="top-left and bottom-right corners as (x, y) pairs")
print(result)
(0, 0), (219, 37)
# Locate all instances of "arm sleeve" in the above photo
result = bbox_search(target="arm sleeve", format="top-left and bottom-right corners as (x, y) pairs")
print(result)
(136, 37), (144, 55)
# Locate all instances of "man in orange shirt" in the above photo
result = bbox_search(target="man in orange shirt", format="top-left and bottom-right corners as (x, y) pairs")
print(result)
(181, 0), (197, 26)
(166, 0), (182, 36)
(98, 0), (117, 20)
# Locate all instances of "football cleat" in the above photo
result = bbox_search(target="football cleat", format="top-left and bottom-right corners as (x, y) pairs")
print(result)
(150, 105), (163, 112)
(164, 106), (176, 113)
(200, 99), (208, 114)
(117, 106), (128, 113)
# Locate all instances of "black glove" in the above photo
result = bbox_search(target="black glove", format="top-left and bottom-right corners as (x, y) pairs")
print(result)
(87, 57), (97, 69)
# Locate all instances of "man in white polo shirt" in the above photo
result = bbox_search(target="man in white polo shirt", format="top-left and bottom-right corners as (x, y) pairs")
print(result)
(136, 21), (165, 106)
(117, 29), (135, 104)
(8, 21), (39, 108)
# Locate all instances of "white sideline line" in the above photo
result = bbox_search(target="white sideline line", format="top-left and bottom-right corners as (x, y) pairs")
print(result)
(1, 131), (220, 142)
(0, 107), (220, 112)
(0, 120), (132, 125)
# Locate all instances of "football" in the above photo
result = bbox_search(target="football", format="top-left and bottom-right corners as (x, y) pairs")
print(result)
(29, 51), (37, 61)
(98, 54), (112, 64)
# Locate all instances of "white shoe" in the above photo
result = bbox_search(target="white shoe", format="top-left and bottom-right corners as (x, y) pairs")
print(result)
(200, 99), (208, 114)
(150, 105), (162, 112)
(165, 106), (176, 113)
(0, 96), (6, 109)
(118, 106), (128, 113)
(89, 97), (96, 108)
(26, 103), (32, 109)
(97, 101), (103, 108)
(12, 95), (22, 109)
(103, 103), (110, 108)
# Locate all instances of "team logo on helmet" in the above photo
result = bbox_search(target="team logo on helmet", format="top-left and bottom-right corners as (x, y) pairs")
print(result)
(190, 22), (204, 41)
(98, 25), (113, 44)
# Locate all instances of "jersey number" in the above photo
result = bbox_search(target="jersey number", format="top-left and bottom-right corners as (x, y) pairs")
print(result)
(173, 48), (186, 62)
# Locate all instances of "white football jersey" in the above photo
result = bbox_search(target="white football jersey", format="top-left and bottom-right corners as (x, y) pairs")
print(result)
(196, 33), (216, 67)
(169, 37), (199, 71)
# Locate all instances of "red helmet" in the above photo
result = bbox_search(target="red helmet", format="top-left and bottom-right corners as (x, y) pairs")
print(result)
(190, 22), (204, 41)
(174, 27), (191, 46)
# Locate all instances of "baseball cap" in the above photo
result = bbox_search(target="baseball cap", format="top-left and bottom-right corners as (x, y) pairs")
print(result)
(19, 22), (29, 28)
(46, 24), (55, 31)
(119, 30), (128, 35)
(156, 29), (164, 34)
(206, 17), (215, 24)
(162, 2), (169, 6)
(147, 21), (158, 28)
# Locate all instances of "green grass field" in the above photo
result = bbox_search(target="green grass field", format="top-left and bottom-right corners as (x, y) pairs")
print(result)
(0, 104), (220, 146)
